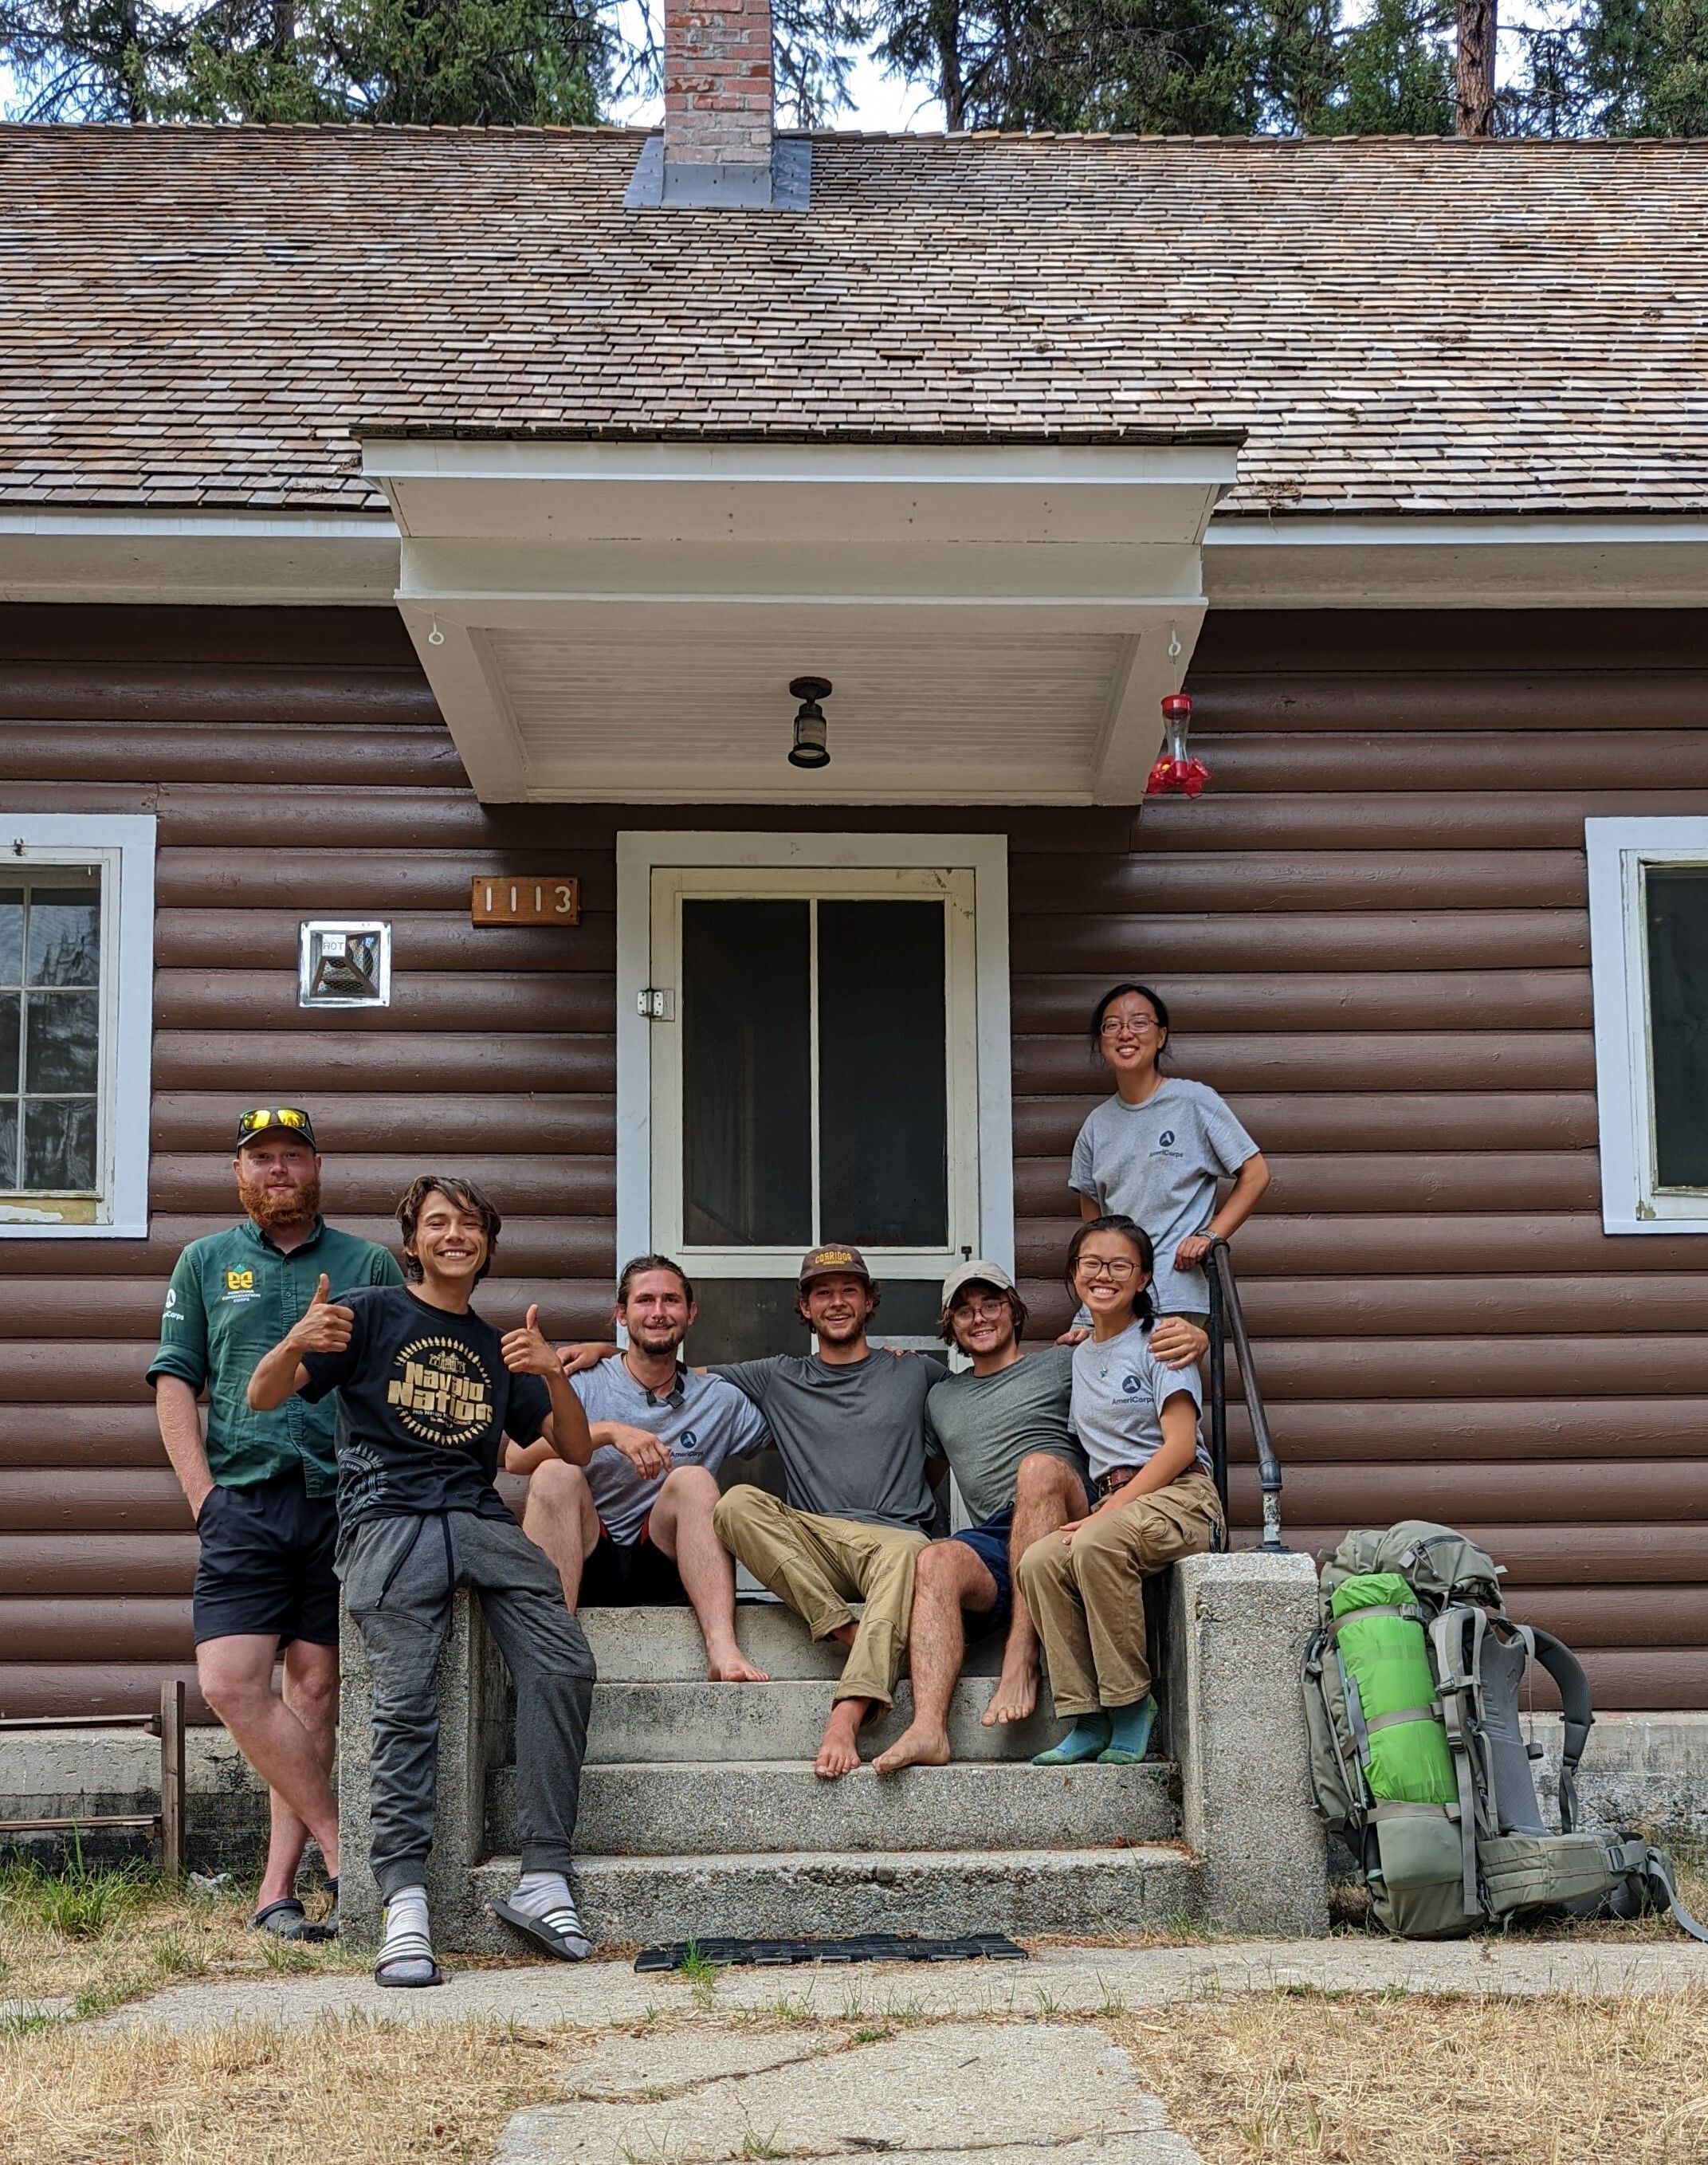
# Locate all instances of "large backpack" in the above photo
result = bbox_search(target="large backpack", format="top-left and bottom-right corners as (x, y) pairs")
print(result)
(1302, 1520), (1706, 1942)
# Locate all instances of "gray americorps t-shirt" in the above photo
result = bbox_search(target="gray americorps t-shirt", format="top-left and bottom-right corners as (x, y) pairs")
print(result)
(1070, 1078), (1258, 1318)
(570, 1358), (771, 1547)
(925, 1345), (1086, 1526)
(711, 1349), (948, 1534)
(1070, 1321), (1211, 1484)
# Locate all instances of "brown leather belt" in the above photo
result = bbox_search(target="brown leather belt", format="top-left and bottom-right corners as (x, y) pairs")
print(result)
(1094, 1467), (1140, 1500)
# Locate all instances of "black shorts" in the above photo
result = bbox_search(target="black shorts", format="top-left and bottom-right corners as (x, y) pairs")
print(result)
(580, 1527), (686, 1608)
(192, 1472), (340, 1648)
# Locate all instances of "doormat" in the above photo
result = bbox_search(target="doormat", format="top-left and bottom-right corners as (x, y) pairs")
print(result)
(634, 1933), (1028, 1974)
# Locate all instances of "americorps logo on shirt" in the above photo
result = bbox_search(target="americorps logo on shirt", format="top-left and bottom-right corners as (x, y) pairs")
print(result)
(672, 1428), (699, 1460)
(387, 1336), (493, 1449)
(1121, 1373), (1144, 1397)
(1156, 1130), (1177, 1150)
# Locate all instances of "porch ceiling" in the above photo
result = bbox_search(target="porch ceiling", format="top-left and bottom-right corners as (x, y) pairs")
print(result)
(359, 437), (1240, 804)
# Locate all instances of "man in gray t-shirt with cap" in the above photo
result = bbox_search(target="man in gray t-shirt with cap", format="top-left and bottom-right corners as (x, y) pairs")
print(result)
(873, 1260), (1205, 1776)
(709, 1245), (948, 1781)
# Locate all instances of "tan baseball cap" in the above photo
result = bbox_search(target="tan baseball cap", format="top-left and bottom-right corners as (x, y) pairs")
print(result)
(940, 1258), (1017, 1308)
(798, 1243), (871, 1287)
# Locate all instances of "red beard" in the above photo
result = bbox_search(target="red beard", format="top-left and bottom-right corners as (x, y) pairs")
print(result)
(238, 1172), (321, 1232)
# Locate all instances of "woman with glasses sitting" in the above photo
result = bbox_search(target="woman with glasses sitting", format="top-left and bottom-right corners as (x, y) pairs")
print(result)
(1063, 982), (1269, 1342)
(1017, 1216), (1225, 1766)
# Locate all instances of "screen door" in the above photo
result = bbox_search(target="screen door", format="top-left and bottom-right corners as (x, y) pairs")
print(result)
(649, 865), (980, 1362)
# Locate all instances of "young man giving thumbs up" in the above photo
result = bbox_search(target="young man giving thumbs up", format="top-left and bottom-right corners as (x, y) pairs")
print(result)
(249, 1173), (599, 1986)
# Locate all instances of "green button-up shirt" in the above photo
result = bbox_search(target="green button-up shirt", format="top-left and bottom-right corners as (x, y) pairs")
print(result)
(146, 1216), (403, 1494)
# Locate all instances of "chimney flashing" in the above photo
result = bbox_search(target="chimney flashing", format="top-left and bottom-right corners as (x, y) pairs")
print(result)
(626, 136), (811, 213)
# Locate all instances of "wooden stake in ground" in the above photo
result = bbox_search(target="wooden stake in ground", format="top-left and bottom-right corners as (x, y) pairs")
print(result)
(1457, 0), (1498, 136)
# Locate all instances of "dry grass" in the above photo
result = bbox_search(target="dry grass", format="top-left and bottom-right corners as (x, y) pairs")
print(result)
(0, 2014), (567, 2165)
(0, 1864), (356, 2018)
(1113, 1991), (1708, 2163)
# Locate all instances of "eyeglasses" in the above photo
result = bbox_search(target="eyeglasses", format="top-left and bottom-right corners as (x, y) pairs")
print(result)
(1099, 1018), (1160, 1039)
(238, 1107), (311, 1135)
(951, 1297), (1011, 1322)
(1076, 1256), (1138, 1283)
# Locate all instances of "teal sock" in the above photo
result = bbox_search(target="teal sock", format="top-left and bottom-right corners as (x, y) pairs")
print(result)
(1033, 1715), (1112, 1766)
(1098, 1695), (1157, 1764)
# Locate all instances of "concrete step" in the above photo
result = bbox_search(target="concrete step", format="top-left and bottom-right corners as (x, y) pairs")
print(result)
(579, 1603), (1005, 1683)
(489, 1758), (1177, 1857)
(469, 1843), (1197, 1951)
(583, 1679), (1070, 1764)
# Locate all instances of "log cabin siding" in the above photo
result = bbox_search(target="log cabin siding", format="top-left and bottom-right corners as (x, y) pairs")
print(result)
(0, 604), (1704, 1717)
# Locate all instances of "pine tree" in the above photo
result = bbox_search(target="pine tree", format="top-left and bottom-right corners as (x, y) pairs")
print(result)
(871, 0), (1266, 133)
(1329, 0), (1454, 132)
(2, 0), (612, 121)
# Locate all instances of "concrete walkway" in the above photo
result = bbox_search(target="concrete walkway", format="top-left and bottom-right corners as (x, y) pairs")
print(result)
(94, 1934), (1708, 2036)
(494, 2019), (1201, 2164)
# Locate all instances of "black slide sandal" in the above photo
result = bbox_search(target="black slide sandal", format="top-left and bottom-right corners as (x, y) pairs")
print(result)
(489, 1896), (591, 1962)
(374, 1932), (444, 1988)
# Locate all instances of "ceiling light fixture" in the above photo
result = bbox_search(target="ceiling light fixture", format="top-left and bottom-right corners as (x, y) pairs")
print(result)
(787, 676), (832, 770)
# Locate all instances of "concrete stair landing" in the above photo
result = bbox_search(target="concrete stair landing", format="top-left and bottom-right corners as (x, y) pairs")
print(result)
(473, 1603), (1192, 1950)
(337, 1554), (1332, 1952)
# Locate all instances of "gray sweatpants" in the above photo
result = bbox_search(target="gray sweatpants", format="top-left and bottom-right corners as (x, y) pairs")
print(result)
(340, 1509), (596, 1902)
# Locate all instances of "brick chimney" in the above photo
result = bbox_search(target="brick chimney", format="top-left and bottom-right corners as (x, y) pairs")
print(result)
(628, 0), (807, 210)
(666, 0), (773, 171)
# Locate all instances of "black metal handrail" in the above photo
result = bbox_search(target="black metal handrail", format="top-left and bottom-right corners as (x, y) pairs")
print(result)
(1204, 1236), (1286, 1552)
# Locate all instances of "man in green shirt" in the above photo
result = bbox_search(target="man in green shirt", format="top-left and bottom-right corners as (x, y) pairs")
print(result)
(147, 1107), (401, 1937)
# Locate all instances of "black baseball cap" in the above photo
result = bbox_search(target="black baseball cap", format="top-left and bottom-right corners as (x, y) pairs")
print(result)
(235, 1106), (318, 1152)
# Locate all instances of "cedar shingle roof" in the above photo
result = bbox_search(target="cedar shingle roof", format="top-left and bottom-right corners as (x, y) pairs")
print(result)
(3, 123), (1706, 517)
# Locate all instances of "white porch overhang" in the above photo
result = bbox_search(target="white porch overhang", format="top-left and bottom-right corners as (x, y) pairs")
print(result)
(358, 434), (1243, 805)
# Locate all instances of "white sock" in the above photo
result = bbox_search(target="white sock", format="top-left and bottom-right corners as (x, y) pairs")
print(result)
(510, 1869), (574, 1919)
(509, 1869), (590, 1956)
(378, 1884), (436, 1982)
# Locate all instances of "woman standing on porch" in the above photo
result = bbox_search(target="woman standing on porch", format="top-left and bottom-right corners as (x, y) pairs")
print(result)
(1019, 1216), (1225, 1766)
(1065, 982), (1270, 1334)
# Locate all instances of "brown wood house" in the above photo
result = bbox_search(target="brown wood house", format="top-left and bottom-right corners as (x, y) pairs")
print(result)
(2, 57), (1707, 1730)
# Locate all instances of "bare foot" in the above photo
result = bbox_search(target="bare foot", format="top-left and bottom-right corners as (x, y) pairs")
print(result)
(815, 1703), (866, 1780)
(829, 1622), (858, 1649)
(872, 1723), (952, 1776)
(707, 1648), (771, 1684)
(981, 1662), (1040, 1727)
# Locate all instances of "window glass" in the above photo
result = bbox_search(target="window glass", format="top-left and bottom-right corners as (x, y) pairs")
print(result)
(818, 900), (948, 1247)
(0, 889), (21, 984)
(1647, 868), (1708, 1189)
(26, 886), (101, 986)
(4, 872), (102, 1194)
(681, 900), (813, 1246)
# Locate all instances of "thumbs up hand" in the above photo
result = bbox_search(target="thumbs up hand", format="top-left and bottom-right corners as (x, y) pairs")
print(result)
(287, 1272), (355, 1355)
(502, 1302), (556, 1377)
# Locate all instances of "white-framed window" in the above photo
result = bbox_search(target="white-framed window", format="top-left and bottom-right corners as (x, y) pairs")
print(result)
(0, 815), (155, 1239)
(1587, 816), (1708, 1235)
(616, 834), (1013, 1361)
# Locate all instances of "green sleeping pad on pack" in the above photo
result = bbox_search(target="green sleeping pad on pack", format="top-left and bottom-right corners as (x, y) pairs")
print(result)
(1328, 1573), (1456, 1807)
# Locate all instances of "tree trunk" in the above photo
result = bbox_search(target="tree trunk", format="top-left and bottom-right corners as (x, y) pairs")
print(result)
(1456, 0), (1498, 136)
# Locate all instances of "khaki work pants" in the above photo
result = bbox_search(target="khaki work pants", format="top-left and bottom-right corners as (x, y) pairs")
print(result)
(712, 1484), (927, 1707)
(1016, 1469), (1223, 1716)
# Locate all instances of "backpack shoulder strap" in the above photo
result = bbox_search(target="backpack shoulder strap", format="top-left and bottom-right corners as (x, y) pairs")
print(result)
(1528, 1627), (1594, 1833)
(1644, 1846), (1708, 1945)
(1428, 1605), (1489, 1918)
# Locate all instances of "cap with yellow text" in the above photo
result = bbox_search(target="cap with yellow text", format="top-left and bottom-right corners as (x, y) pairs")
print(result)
(798, 1244), (871, 1288)
(234, 1106), (318, 1153)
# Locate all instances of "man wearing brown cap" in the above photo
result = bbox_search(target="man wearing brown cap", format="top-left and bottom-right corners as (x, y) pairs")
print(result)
(147, 1107), (402, 1938)
(706, 1246), (948, 1779)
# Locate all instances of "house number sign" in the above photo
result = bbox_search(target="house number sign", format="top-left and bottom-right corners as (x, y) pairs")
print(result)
(469, 875), (581, 926)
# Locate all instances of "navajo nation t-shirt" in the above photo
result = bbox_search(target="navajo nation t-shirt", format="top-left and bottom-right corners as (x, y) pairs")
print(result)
(300, 1284), (551, 1528)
